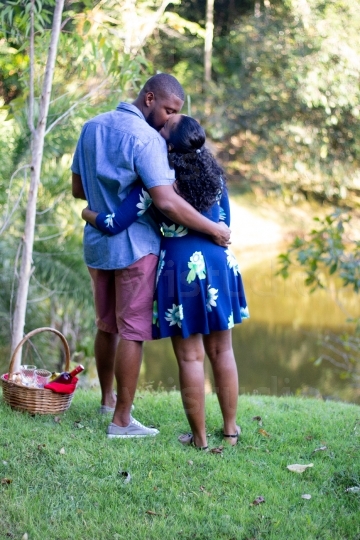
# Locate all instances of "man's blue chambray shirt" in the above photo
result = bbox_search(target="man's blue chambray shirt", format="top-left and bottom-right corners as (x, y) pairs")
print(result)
(71, 102), (175, 270)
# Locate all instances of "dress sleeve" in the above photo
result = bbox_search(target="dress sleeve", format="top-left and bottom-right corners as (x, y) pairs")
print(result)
(219, 187), (231, 227)
(95, 185), (153, 235)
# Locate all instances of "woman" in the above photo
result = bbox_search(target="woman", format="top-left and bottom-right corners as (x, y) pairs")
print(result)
(82, 115), (249, 450)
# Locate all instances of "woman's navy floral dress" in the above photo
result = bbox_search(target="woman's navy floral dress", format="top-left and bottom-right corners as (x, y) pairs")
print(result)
(95, 184), (249, 339)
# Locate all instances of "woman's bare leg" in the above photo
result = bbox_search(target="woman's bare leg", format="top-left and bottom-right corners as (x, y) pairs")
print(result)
(203, 329), (239, 444)
(171, 334), (208, 448)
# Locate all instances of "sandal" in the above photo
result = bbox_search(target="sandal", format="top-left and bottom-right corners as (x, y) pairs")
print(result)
(223, 425), (241, 446)
(178, 433), (208, 451)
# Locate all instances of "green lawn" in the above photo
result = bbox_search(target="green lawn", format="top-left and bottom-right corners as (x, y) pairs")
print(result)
(1, 389), (359, 540)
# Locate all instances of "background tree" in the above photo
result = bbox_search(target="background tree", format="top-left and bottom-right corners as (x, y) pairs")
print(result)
(0, 0), (359, 377)
(0, 0), (167, 368)
(204, 0), (214, 84)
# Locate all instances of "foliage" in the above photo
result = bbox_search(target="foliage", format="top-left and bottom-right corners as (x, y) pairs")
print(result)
(0, 391), (359, 540)
(148, 0), (360, 205)
(278, 211), (360, 293)
(1, 0), (360, 366)
(213, 0), (360, 203)
(278, 210), (360, 385)
(0, 0), (158, 357)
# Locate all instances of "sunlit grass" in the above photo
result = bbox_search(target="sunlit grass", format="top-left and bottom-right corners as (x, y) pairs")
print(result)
(1, 390), (359, 540)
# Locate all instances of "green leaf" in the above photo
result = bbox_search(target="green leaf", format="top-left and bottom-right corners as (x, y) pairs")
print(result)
(83, 20), (91, 35)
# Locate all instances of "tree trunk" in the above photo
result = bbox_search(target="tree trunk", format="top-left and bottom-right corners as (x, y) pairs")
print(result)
(11, 0), (66, 370)
(204, 0), (214, 84)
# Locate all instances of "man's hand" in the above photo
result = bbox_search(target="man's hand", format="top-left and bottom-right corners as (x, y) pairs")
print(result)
(211, 221), (231, 247)
(149, 184), (232, 245)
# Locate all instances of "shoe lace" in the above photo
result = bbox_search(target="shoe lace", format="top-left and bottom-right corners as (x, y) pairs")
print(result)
(130, 416), (144, 428)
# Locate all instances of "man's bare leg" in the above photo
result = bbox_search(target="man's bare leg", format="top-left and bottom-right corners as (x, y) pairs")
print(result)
(94, 329), (118, 408)
(111, 339), (143, 427)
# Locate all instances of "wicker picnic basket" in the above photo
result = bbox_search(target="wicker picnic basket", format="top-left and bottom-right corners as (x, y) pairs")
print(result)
(1, 327), (75, 415)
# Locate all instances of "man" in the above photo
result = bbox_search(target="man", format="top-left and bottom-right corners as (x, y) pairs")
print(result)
(72, 73), (230, 438)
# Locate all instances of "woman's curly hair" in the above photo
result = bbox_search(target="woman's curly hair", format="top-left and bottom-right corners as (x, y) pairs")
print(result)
(167, 115), (226, 213)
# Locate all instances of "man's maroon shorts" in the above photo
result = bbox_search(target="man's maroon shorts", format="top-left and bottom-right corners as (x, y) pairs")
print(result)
(88, 254), (158, 341)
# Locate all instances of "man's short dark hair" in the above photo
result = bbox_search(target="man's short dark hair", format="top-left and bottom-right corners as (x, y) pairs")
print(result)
(142, 73), (185, 101)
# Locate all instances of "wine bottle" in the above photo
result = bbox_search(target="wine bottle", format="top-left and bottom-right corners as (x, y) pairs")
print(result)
(53, 364), (84, 384)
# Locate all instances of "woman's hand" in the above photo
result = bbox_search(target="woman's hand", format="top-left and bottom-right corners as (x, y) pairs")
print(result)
(81, 206), (99, 228)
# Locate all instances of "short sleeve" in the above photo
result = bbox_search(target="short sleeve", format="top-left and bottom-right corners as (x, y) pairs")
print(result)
(135, 136), (175, 189)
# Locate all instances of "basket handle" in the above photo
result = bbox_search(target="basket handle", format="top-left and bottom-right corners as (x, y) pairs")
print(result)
(8, 327), (71, 377)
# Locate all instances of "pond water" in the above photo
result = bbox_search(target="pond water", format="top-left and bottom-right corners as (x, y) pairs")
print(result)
(2, 201), (359, 405)
(139, 255), (360, 404)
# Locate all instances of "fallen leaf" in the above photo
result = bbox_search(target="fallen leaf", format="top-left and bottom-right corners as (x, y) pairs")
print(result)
(37, 444), (46, 450)
(345, 486), (360, 493)
(258, 429), (270, 437)
(59, 447), (65, 455)
(187, 460), (193, 465)
(210, 446), (223, 454)
(252, 496), (265, 505)
(301, 494), (312, 500)
(118, 471), (131, 484)
(146, 510), (159, 516)
(287, 463), (314, 473)
(252, 416), (263, 426)
(312, 446), (327, 453)
(54, 416), (61, 423)
(74, 421), (84, 429)
(1, 478), (12, 484)
(22, 534), (28, 540)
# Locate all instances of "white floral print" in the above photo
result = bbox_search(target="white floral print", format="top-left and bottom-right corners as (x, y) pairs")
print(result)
(225, 249), (240, 276)
(104, 213), (115, 229)
(165, 304), (184, 327)
(136, 189), (153, 216)
(228, 312), (234, 329)
(240, 306), (250, 319)
(187, 251), (206, 283)
(161, 223), (188, 237)
(219, 206), (226, 221)
(206, 286), (218, 312)
(156, 250), (166, 286)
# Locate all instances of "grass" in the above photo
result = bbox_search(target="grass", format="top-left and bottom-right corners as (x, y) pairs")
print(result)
(1, 389), (360, 540)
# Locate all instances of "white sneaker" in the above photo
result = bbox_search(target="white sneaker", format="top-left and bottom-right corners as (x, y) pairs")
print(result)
(106, 416), (159, 438)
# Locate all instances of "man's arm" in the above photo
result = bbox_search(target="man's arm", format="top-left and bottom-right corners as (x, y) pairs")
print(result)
(148, 184), (231, 247)
(72, 172), (86, 200)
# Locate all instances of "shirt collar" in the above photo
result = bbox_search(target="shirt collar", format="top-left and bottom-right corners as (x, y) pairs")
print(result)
(116, 102), (145, 121)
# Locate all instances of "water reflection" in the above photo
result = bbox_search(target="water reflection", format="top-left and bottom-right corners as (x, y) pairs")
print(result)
(2, 257), (357, 405)
(141, 257), (360, 404)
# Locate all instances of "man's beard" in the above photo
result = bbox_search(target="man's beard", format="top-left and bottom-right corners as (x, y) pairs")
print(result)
(146, 110), (161, 131)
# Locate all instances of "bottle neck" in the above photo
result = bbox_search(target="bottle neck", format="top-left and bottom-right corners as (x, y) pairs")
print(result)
(69, 365), (84, 377)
